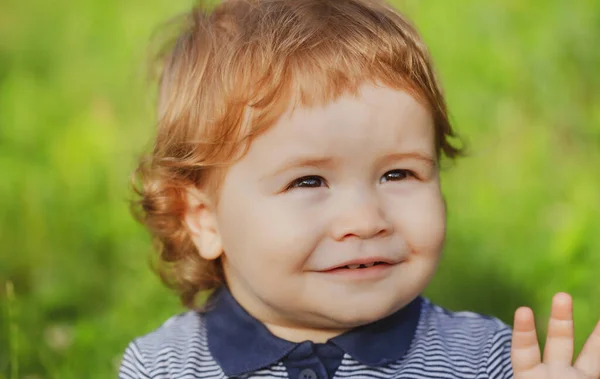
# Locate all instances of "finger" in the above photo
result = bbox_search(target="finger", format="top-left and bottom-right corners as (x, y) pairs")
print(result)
(511, 306), (542, 374)
(543, 292), (574, 365)
(574, 319), (600, 377)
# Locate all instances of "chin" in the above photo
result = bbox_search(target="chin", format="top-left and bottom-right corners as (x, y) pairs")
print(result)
(317, 296), (407, 328)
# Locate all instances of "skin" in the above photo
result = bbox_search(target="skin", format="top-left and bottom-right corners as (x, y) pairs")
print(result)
(186, 83), (445, 342)
(512, 293), (600, 379)
(185, 82), (600, 377)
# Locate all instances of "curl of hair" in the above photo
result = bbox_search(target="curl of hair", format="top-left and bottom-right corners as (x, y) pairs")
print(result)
(133, 0), (464, 308)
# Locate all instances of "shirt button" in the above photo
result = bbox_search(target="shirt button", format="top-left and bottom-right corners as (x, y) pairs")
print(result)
(298, 368), (317, 379)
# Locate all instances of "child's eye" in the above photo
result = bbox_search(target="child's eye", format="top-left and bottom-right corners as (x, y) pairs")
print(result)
(380, 169), (415, 183)
(287, 175), (326, 189)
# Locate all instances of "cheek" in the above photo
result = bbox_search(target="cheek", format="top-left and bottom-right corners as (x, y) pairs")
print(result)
(388, 186), (446, 254)
(216, 187), (320, 271)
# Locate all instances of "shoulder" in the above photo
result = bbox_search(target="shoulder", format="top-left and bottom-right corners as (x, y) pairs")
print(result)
(419, 297), (512, 338)
(118, 311), (225, 379)
(401, 298), (514, 378)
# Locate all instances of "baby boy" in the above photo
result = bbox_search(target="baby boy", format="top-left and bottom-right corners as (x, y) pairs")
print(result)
(119, 0), (600, 378)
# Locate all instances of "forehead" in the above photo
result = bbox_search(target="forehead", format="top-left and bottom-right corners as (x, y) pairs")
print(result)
(251, 84), (435, 157)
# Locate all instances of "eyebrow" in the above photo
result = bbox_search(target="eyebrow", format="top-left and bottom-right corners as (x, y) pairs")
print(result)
(263, 157), (335, 179)
(263, 151), (436, 180)
(378, 152), (437, 167)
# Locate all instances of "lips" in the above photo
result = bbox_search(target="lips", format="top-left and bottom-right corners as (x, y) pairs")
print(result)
(322, 257), (396, 272)
(341, 262), (387, 269)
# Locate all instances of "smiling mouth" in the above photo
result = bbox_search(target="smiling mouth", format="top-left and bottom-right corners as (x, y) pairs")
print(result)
(339, 262), (388, 269)
(323, 261), (392, 272)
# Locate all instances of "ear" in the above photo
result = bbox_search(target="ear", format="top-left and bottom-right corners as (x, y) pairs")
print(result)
(183, 188), (223, 261)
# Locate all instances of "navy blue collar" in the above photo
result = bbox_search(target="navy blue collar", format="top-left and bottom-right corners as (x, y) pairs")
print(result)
(204, 287), (422, 376)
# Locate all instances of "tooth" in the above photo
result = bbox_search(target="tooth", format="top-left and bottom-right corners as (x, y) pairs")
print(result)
(364, 263), (375, 267)
(347, 264), (360, 269)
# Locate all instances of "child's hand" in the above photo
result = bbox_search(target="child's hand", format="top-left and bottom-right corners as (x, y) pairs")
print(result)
(511, 292), (600, 379)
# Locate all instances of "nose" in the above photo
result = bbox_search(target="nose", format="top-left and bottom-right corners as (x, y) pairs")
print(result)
(330, 190), (392, 241)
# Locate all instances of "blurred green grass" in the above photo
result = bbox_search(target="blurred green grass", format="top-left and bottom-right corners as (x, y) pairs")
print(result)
(0, 0), (599, 377)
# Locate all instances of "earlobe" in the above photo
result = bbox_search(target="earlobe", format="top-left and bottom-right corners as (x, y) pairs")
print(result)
(183, 188), (223, 261)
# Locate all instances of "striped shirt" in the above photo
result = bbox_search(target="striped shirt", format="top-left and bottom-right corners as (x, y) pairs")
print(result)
(119, 289), (514, 379)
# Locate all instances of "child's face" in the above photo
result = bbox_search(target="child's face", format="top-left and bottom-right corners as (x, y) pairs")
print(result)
(194, 83), (445, 341)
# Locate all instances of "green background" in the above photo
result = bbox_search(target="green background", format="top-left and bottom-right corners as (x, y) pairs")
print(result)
(1, 0), (599, 377)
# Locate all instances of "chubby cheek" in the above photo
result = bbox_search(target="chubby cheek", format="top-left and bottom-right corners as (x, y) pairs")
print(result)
(216, 189), (318, 284)
(388, 185), (446, 258)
